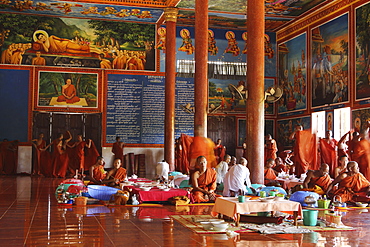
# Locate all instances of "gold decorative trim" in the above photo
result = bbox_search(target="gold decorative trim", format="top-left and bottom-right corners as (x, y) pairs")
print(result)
(164, 7), (178, 22)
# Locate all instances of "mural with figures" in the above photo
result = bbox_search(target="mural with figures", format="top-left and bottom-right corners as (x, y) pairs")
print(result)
(278, 33), (307, 114)
(352, 108), (370, 133)
(311, 14), (349, 108)
(356, 2), (370, 100)
(277, 116), (311, 149)
(0, 14), (156, 70)
(159, 26), (277, 77)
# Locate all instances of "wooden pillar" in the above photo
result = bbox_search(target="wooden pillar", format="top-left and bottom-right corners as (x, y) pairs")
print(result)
(194, 0), (208, 137)
(164, 8), (178, 171)
(246, 0), (265, 184)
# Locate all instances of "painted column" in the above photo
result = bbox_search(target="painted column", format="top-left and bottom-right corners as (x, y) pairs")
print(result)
(164, 7), (178, 171)
(194, 0), (209, 137)
(246, 0), (265, 184)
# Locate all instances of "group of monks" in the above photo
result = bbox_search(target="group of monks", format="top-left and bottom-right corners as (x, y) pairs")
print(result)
(31, 131), (100, 178)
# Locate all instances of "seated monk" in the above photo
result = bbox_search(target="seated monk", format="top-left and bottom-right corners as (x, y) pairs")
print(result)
(302, 163), (332, 195)
(88, 156), (108, 185)
(105, 158), (127, 187)
(190, 156), (220, 203)
(327, 161), (370, 203)
(264, 158), (279, 186)
(274, 157), (289, 173)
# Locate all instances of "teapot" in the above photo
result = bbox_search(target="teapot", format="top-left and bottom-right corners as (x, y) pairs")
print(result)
(332, 195), (342, 207)
(304, 194), (317, 207)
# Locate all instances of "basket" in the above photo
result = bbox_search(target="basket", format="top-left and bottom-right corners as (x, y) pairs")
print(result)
(75, 196), (88, 206)
(87, 185), (120, 201)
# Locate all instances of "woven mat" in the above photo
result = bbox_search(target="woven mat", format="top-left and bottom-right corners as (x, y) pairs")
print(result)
(170, 215), (253, 234)
(300, 225), (356, 232)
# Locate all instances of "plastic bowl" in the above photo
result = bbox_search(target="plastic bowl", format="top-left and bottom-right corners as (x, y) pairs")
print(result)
(274, 196), (285, 201)
(209, 219), (224, 224)
(200, 222), (213, 230)
(87, 185), (120, 201)
(212, 223), (228, 231)
(140, 187), (152, 191)
(356, 202), (368, 207)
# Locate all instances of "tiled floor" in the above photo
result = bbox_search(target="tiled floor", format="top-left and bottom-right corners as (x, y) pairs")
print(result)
(1, 176), (370, 246)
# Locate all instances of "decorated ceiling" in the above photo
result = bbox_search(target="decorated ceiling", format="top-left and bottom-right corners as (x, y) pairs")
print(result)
(0, 0), (329, 31)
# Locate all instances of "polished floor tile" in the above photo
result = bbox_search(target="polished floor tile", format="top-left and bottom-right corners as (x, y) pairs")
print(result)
(1, 176), (370, 246)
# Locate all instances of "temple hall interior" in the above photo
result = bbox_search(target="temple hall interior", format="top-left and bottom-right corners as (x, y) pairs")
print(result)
(2, 0), (370, 246)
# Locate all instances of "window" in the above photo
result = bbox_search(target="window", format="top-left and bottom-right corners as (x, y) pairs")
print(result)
(334, 107), (351, 141)
(312, 111), (326, 138)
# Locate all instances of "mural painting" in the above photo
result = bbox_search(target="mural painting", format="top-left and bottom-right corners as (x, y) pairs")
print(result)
(356, 3), (370, 100)
(278, 33), (306, 114)
(277, 116), (311, 149)
(311, 14), (349, 107)
(168, 26), (277, 77)
(0, 14), (156, 70)
(37, 71), (98, 108)
(238, 119), (274, 147)
(208, 78), (275, 115)
(352, 108), (370, 133)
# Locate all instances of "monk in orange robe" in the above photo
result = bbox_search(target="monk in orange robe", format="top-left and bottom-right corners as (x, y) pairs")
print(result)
(214, 139), (226, 165)
(302, 163), (332, 195)
(68, 135), (92, 175)
(264, 158), (278, 185)
(274, 157), (289, 173)
(189, 136), (217, 171)
(2, 140), (18, 175)
(57, 79), (80, 104)
(327, 161), (370, 203)
(31, 133), (47, 176)
(105, 158), (127, 187)
(351, 131), (370, 181)
(319, 131), (338, 178)
(179, 134), (193, 174)
(89, 156), (107, 185)
(265, 134), (278, 162)
(48, 132), (72, 178)
(112, 136), (125, 163)
(290, 125), (318, 176)
(190, 156), (219, 203)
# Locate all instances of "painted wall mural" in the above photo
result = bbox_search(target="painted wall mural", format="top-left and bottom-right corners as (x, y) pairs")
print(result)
(37, 71), (98, 108)
(0, 14), (156, 70)
(277, 116), (311, 149)
(160, 26), (277, 77)
(278, 33), (307, 115)
(352, 107), (370, 133)
(356, 2), (370, 101)
(311, 13), (349, 108)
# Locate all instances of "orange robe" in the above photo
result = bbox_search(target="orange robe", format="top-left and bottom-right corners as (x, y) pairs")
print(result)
(265, 140), (278, 162)
(112, 167), (127, 184)
(84, 141), (100, 171)
(319, 139), (338, 178)
(351, 139), (370, 181)
(32, 140), (46, 175)
(112, 142), (124, 163)
(179, 134), (193, 174)
(191, 169), (217, 203)
(189, 136), (217, 170)
(274, 164), (289, 173)
(214, 144), (226, 165)
(89, 165), (107, 184)
(294, 130), (318, 176)
(308, 174), (332, 192)
(2, 141), (18, 175)
(57, 84), (80, 103)
(333, 173), (370, 203)
(51, 140), (69, 178)
(34, 140), (52, 177)
(264, 168), (277, 185)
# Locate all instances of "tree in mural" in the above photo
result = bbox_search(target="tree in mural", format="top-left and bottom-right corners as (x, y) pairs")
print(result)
(88, 20), (155, 50)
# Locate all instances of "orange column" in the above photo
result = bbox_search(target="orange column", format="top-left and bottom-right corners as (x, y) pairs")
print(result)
(164, 8), (178, 171)
(246, 0), (265, 184)
(194, 0), (208, 137)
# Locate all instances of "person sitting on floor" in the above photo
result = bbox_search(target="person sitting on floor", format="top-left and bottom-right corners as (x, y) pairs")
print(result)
(228, 156), (237, 170)
(326, 161), (370, 203)
(222, 157), (252, 197)
(105, 158), (127, 187)
(274, 157), (289, 173)
(334, 155), (349, 178)
(88, 156), (108, 185)
(264, 158), (279, 186)
(215, 154), (231, 185)
(301, 163), (332, 195)
(190, 156), (219, 203)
